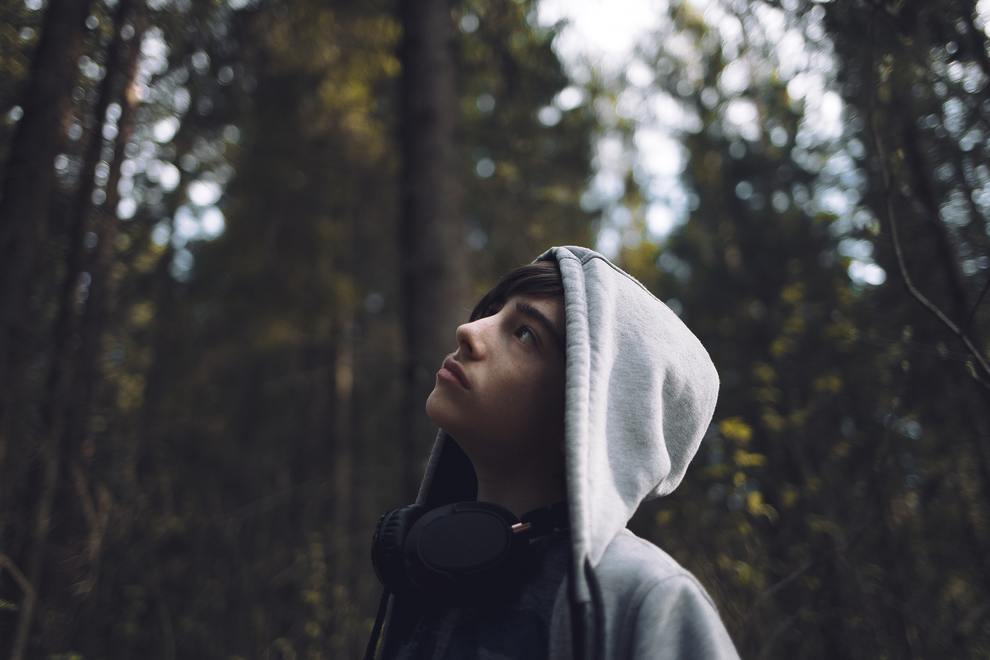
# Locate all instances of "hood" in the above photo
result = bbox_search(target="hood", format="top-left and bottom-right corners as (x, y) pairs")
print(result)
(414, 245), (719, 606)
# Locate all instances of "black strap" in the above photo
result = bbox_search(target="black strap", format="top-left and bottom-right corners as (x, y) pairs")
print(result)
(363, 588), (390, 660)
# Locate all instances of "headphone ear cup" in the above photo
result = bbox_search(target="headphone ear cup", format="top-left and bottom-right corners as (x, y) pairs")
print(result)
(371, 504), (429, 594)
(403, 502), (522, 601)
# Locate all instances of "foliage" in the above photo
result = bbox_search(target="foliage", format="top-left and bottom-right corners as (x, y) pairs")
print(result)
(0, 0), (592, 657)
(616, 1), (990, 657)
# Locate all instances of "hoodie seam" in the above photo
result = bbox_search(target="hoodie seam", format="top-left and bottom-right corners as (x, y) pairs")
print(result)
(575, 252), (667, 307)
(553, 247), (662, 307)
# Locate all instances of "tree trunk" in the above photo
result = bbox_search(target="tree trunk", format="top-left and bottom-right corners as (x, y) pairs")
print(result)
(12, 0), (143, 652)
(60, 5), (145, 633)
(75, 1), (144, 494)
(1, 2), (95, 658)
(397, 0), (468, 500)
(0, 0), (93, 410)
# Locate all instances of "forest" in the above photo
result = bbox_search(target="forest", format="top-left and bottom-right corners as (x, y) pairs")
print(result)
(1, 0), (990, 658)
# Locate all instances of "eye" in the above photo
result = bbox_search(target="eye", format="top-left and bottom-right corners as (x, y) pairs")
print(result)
(514, 325), (538, 346)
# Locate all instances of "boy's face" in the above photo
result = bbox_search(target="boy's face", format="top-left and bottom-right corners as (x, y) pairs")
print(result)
(425, 293), (566, 470)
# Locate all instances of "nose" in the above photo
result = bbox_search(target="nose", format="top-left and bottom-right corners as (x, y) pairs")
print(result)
(455, 317), (488, 359)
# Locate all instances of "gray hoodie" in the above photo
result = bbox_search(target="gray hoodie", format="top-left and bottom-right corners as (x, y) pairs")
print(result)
(378, 245), (739, 659)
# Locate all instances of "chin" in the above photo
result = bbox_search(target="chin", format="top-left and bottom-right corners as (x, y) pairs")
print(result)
(426, 388), (476, 443)
(424, 387), (453, 427)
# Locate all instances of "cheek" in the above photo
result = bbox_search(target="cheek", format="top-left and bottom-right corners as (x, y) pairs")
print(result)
(486, 362), (561, 430)
(537, 372), (566, 431)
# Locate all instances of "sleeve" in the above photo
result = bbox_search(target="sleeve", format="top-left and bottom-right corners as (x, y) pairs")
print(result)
(630, 575), (740, 660)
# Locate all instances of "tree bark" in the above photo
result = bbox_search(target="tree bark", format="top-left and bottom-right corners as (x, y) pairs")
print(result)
(74, 1), (144, 498)
(397, 0), (468, 500)
(0, 0), (93, 406)
(1, 2), (94, 658)
(54, 0), (138, 490)
(59, 4), (145, 625)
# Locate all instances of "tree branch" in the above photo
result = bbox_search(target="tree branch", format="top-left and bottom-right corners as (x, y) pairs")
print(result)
(0, 553), (37, 660)
(0, 554), (35, 609)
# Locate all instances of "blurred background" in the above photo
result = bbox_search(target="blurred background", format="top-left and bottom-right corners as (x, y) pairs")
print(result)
(1, 0), (989, 657)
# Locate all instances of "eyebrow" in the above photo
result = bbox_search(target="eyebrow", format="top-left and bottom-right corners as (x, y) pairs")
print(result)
(515, 301), (565, 351)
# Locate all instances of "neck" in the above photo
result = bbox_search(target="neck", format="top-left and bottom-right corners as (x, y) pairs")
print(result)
(473, 456), (566, 519)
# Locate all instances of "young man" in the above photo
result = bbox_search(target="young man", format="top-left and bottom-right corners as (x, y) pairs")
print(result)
(367, 246), (739, 659)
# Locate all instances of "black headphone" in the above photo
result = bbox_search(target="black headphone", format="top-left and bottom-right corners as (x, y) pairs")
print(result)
(371, 500), (569, 604)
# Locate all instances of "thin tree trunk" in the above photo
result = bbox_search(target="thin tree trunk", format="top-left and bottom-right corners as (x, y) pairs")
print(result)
(0, 0), (93, 408)
(0, 7), (93, 647)
(63, 6), (144, 623)
(3, 3), (96, 659)
(397, 0), (468, 500)
(75, 1), (144, 497)
(52, 0), (137, 498)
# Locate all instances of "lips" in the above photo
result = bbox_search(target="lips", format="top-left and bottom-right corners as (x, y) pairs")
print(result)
(440, 356), (470, 389)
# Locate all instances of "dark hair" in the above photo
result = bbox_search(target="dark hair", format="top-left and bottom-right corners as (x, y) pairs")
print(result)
(469, 259), (564, 322)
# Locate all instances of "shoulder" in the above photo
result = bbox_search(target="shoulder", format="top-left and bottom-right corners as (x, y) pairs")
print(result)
(593, 530), (739, 659)
(596, 529), (715, 602)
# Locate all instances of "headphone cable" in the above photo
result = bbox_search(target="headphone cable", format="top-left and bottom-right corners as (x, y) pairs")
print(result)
(363, 589), (390, 660)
